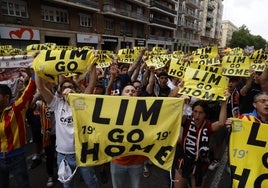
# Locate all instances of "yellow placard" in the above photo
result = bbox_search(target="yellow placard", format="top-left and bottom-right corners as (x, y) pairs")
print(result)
(26, 43), (56, 52)
(168, 58), (191, 78)
(95, 51), (113, 68)
(229, 47), (244, 56)
(117, 48), (139, 64)
(193, 46), (218, 60)
(249, 49), (268, 72)
(68, 94), (184, 171)
(145, 55), (167, 69)
(222, 55), (252, 77)
(229, 118), (268, 188)
(33, 49), (97, 82)
(179, 67), (229, 100)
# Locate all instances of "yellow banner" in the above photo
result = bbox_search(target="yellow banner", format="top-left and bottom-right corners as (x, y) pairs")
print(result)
(249, 49), (268, 72)
(192, 58), (221, 66)
(68, 94), (184, 171)
(229, 47), (244, 56)
(95, 50), (113, 68)
(229, 118), (268, 188)
(33, 49), (97, 82)
(26, 43), (56, 52)
(193, 45), (218, 60)
(179, 67), (229, 100)
(152, 47), (168, 55)
(145, 55), (167, 69)
(168, 58), (191, 78)
(222, 55), (252, 77)
(172, 50), (184, 58)
(117, 48), (139, 64)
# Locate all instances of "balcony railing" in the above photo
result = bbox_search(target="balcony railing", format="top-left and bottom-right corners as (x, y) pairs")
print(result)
(150, 18), (176, 29)
(103, 5), (149, 22)
(185, 0), (200, 9)
(150, 1), (177, 15)
(149, 35), (173, 41)
(65, 0), (99, 9)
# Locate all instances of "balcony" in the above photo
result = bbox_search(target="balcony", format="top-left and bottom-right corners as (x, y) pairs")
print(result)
(150, 18), (176, 29)
(207, 11), (213, 18)
(184, 9), (200, 20)
(178, 6), (186, 14)
(184, 22), (198, 30)
(177, 20), (185, 27)
(149, 35), (173, 41)
(150, 1), (177, 16)
(131, 0), (150, 7)
(206, 21), (213, 28)
(185, 0), (200, 9)
(103, 5), (149, 23)
(208, 2), (215, 11)
(45, 0), (99, 11)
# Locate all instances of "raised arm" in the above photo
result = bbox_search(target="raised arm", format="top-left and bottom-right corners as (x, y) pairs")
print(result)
(84, 65), (97, 94)
(35, 74), (54, 105)
(105, 63), (117, 95)
(240, 66), (254, 96)
(145, 66), (156, 95)
(128, 48), (146, 77)
(211, 90), (230, 132)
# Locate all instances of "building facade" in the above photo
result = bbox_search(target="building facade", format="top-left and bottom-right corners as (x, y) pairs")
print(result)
(220, 20), (238, 48)
(0, 0), (224, 52)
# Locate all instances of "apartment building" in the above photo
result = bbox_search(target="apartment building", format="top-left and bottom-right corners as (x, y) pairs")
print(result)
(0, 0), (223, 52)
(199, 0), (223, 47)
(220, 20), (238, 48)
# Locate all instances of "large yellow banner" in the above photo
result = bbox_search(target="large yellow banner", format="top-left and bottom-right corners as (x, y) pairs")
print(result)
(68, 94), (184, 171)
(229, 118), (268, 188)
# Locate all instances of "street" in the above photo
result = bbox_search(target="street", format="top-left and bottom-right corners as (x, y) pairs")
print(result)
(9, 126), (232, 188)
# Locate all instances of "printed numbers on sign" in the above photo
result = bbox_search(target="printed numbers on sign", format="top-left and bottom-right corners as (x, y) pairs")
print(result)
(156, 131), (171, 140)
(82, 125), (95, 134)
(233, 149), (248, 158)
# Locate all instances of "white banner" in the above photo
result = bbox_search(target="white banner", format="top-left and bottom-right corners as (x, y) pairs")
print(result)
(0, 26), (40, 40)
(0, 55), (34, 68)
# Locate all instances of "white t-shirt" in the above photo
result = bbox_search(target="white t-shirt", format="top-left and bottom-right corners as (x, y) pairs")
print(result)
(48, 95), (75, 154)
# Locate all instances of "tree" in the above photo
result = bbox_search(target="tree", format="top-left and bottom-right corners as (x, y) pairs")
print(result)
(229, 25), (267, 50)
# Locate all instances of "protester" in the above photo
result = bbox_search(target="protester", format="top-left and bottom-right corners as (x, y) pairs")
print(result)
(226, 91), (268, 125)
(0, 72), (36, 188)
(110, 84), (148, 188)
(146, 68), (171, 97)
(208, 76), (241, 171)
(35, 66), (99, 188)
(26, 91), (43, 169)
(105, 48), (146, 95)
(172, 89), (230, 188)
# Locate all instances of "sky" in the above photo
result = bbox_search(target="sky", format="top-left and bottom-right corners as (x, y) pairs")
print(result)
(222, 0), (268, 41)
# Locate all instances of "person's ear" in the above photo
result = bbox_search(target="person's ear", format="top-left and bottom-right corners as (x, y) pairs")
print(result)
(253, 102), (257, 109)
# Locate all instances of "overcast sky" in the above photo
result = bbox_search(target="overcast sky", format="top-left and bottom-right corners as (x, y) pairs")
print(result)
(222, 0), (268, 41)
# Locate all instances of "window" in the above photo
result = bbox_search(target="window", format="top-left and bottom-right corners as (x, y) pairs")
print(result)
(104, 18), (114, 31)
(1, 0), (28, 18)
(79, 14), (92, 27)
(41, 6), (69, 23)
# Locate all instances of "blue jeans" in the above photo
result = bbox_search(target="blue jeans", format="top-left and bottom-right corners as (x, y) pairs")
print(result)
(110, 161), (143, 188)
(0, 152), (31, 188)
(57, 153), (99, 188)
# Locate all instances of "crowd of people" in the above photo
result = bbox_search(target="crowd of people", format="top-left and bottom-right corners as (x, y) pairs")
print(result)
(1, 46), (268, 188)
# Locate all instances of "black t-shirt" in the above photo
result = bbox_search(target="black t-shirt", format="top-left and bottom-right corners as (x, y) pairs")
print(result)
(239, 81), (261, 114)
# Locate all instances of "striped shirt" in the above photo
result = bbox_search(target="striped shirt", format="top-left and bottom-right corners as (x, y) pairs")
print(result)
(240, 109), (263, 123)
(0, 79), (36, 153)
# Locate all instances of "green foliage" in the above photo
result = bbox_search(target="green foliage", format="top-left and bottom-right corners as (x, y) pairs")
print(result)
(229, 25), (267, 50)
